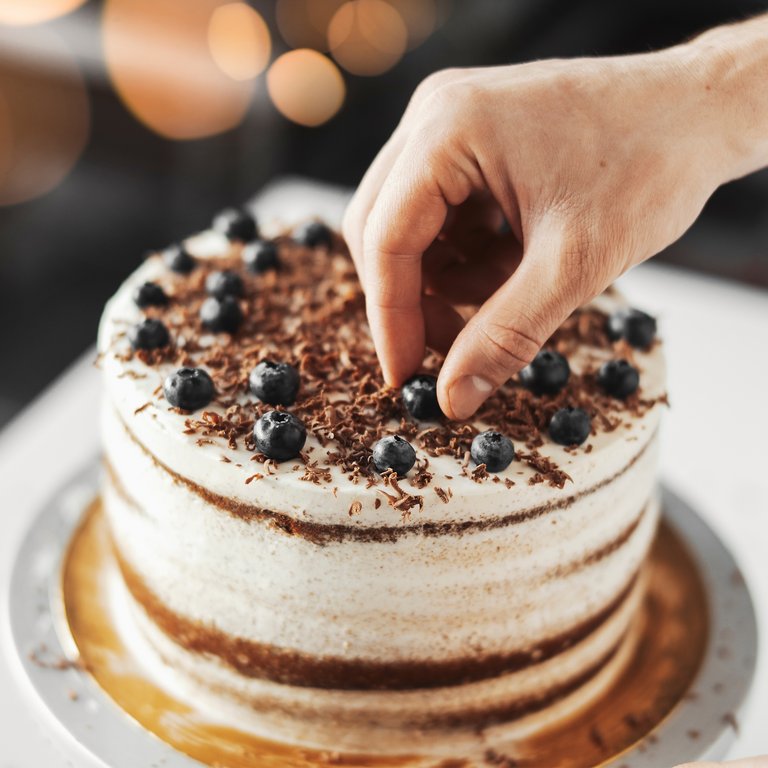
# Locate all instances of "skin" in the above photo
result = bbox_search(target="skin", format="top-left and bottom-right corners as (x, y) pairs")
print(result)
(343, 14), (768, 421)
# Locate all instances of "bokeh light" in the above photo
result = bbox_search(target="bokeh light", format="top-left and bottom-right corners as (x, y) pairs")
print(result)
(275, 0), (346, 52)
(267, 49), (345, 127)
(0, 0), (87, 26)
(208, 3), (271, 82)
(385, 0), (437, 49)
(328, 0), (408, 76)
(103, 0), (253, 140)
(0, 27), (89, 206)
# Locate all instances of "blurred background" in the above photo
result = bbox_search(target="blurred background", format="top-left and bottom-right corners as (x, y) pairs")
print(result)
(0, 0), (766, 428)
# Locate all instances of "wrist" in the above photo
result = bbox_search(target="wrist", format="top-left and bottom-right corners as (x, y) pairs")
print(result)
(674, 16), (768, 184)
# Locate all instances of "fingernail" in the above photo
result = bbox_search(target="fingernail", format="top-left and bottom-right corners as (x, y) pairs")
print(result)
(448, 375), (494, 420)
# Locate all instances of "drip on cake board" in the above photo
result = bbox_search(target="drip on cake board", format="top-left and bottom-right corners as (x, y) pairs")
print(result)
(61, 497), (708, 768)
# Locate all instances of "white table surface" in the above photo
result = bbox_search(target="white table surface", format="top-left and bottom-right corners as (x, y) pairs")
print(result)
(1, 243), (767, 764)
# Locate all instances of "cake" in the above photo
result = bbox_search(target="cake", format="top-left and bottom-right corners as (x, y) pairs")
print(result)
(96, 209), (666, 757)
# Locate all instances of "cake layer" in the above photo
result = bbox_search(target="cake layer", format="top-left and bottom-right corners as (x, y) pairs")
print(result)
(108, 557), (647, 753)
(103, 399), (659, 671)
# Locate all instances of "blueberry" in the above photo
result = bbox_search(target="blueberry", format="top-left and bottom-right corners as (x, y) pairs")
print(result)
(402, 374), (442, 420)
(607, 308), (657, 349)
(253, 410), (307, 461)
(293, 221), (333, 249)
(519, 350), (571, 395)
(213, 207), (258, 242)
(372, 435), (416, 477)
(128, 318), (170, 350)
(163, 367), (214, 411)
(206, 270), (244, 299)
(242, 239), (280, 273)
(249, 360), (300, 406)
(200, 295), (242, 333)
(163, 244), (195, 274)
(548, 407), (592, 446)
(597, 359), (640, 399)
(133, 281), (168, 308)
(470, 431), (515, 472)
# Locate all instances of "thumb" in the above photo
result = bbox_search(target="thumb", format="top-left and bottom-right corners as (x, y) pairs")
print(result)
(437, 222), (584, 420)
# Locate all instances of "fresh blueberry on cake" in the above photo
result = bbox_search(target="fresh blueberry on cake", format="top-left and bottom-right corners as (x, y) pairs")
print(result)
(163, 243), (196, 274)
(293, 220), (334, 249)
(249, 361), (300, 406)
(133, 281), (168, 308)
(402, 374), (442, 420)
(97, 215), (667, 757)
(372, 435), (417, 476)
(206, 269), (244, 299)
(470, 430), (515, 472)
(128, 318), (169, 350)
(519, 349), (570, 395)
(598, 359), (640, 399)
(607, 307), (657, 349)
(213, 207), (258, 242)
(549, 406), (592, 446)
(163, 367), (214, 411)
(253, 410), (307, 461)
(200, 295), (242, 334)
(242, 239), (280, 273)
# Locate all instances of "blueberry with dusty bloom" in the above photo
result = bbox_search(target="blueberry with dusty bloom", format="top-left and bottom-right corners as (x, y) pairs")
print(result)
(128, 318), (170, 350)
(372, 435), (416, 477)
(254, 411), (307, 461)
(470, 431), (515, 472)
(163, 367), (214, 411)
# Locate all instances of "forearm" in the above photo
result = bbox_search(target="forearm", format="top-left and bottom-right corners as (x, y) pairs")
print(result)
(677, 13), (768, 183)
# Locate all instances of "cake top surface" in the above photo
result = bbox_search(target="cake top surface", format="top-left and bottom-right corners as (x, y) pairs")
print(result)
(98, 220), (666, 526)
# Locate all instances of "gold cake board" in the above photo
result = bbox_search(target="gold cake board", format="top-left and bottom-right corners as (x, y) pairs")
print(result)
(61, 499), (708, 768)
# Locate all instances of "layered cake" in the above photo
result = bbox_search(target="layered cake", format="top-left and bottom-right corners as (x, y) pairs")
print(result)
(97, 208), (666, 756)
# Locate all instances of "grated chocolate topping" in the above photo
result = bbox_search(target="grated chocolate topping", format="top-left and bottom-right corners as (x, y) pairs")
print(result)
(114, 232), (665, 490)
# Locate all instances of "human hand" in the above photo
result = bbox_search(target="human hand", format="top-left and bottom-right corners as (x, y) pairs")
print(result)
(343, 29), (766, 419)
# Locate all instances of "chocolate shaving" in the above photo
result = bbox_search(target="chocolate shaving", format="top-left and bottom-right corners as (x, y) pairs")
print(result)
(112, 234), (665, 491)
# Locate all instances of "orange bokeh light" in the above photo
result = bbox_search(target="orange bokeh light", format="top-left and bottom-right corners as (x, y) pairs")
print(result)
(0, 27), (89, 205)
(267, 49), (345, 127)
(0, 0), (87, 26)
(275, 0), (346, 52)
(103, 0), (253, 140)
(328, 0), (408, 77)
(208, 3), (271, 82)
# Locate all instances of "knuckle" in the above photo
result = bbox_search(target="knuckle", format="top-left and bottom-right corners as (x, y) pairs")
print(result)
(420, 79), (483, 123)
(416, 68), (463, 100)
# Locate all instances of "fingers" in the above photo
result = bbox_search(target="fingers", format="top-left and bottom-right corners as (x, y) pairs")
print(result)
(343, 67), (480, 285)
(437, 220), (585, 419)
(363, 134), (474, 385)
(342, 129), (407, 282)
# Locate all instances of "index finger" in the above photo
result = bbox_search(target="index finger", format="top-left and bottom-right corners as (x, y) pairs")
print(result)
(363, 142), (472, 385)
